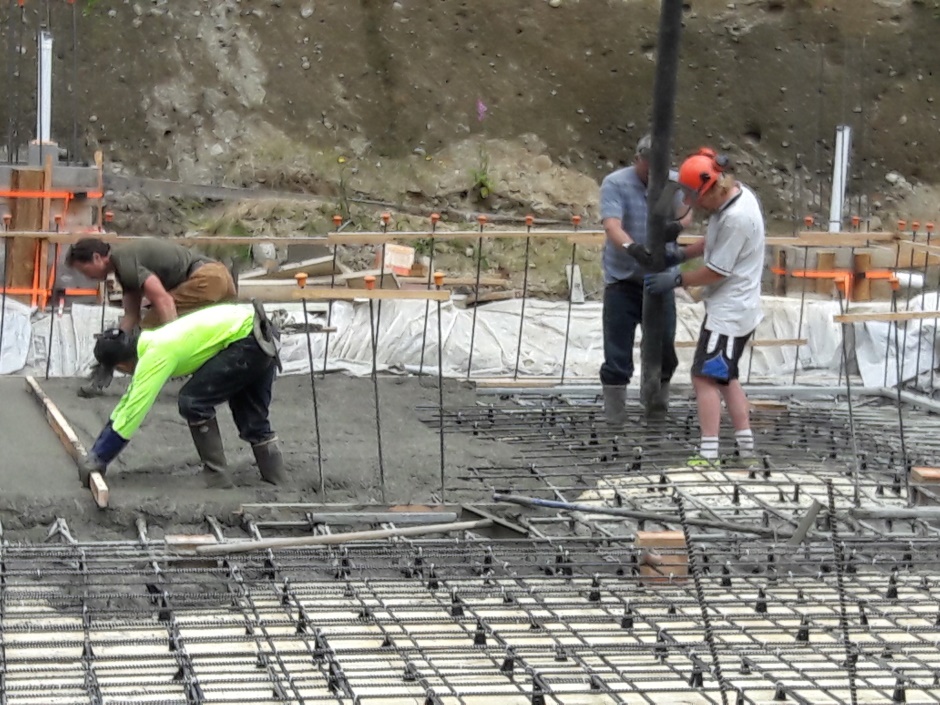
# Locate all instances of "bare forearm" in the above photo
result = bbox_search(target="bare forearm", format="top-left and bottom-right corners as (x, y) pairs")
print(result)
(119, 292), (142, 332)
(684, 239), (706, 259)
(150, 295), (178, 324)
(680, 265), (725, 288)
(603, 218), (633, 248)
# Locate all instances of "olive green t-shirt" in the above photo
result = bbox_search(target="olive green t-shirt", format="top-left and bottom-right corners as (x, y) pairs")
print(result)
(110, 240), (210, 293)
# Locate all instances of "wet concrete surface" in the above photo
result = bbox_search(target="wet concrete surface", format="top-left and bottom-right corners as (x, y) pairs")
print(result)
(3, 373), (523, 541)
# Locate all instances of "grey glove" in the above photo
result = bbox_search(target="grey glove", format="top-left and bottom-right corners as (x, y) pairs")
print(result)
(644, 270), (682, 295)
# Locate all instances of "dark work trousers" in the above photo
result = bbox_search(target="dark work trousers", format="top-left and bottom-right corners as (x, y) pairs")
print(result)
(599, 279), (678, 386)
(178, 335), (277, 445)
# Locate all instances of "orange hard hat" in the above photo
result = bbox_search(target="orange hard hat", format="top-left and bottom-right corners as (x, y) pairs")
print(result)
(678, 148), (727, 197)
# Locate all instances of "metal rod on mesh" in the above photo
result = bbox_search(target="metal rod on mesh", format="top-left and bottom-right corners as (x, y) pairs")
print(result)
(825, 480), (859, 705)
(434, 270), (446, 501)
(374, 212), (391, 356)
(294, 272), (324, 497)
(560, 215), (581, 384)
(321, 213), (344, 378)
(673, 490), (730, 705)
(418, 213), (440, 376)
(466, 215), (487, 379)
(513, 214), (534, 380)
(364, 274), (385, 502)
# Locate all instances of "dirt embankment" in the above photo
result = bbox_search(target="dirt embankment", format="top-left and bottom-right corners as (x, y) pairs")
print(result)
(3, 0), (939, 292)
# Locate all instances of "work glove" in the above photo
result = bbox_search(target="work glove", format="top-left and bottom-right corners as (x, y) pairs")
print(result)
(626, 242), (687, 270)
(665, 242), (687, 267)
(624, 242), (655, 269)
(644, 270), (682, 295)
(79, 421), (128, 487)
(663, 220), (683, 243)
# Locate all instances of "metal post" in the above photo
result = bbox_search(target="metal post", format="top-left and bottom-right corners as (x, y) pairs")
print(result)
(418, 213), (440, 376)
(364, 275), (385, 502)
(513, 215), (534, 379)
(467, 215), (486, 379)
(560, 216), (580, 384)
(434, 271), (446, 501)
(321, 214), (344, 378)
(640, 0), (683, 415)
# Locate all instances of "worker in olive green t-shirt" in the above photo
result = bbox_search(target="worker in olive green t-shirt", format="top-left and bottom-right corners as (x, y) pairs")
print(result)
(78, 303), (293, 490)
(66, 237), (237, 396)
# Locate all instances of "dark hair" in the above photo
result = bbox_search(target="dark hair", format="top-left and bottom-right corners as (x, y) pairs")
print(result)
(66, 238), (110, 266)
(93, 328), (138, 368)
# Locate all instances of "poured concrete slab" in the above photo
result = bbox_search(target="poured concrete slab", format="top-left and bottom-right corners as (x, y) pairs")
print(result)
(20, 374), (522, 537)
(0, 376), (85, 513)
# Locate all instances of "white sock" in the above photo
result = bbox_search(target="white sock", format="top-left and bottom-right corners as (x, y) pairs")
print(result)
(735, 429), (754, 456)
(699, 436), (719, 460)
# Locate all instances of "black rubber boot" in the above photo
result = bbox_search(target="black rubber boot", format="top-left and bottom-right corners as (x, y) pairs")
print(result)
(78, 364), (114, 398)
(189, 418), (234, 489)
(252, 436), (289, 486)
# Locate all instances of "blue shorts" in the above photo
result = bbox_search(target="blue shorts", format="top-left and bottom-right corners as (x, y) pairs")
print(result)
(691, 319), (753, 385)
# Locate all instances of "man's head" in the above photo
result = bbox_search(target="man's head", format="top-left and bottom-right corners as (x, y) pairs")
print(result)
(633, 133), (652, 183)
(93, 327), (139, 375)
(678, 148), (735, 213)
(65, 238), (112, 280)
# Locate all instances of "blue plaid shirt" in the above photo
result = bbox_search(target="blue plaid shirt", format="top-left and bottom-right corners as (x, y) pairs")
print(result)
(599, 166), (680, 285)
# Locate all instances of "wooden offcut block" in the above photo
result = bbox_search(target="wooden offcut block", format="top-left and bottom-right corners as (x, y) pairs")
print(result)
(89, 472), (109, 509)
(165, 534), (219, 552)
(375, 244), (415, 276)
(750, 399), (789, 413)
(911, 467), (940, 484)
(635, 530), (688, 583)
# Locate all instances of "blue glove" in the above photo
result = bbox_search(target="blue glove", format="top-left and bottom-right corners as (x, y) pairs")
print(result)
(644, 270), (682, 295)
(88, 421), (128, 468)
(664, 243), (687, 267)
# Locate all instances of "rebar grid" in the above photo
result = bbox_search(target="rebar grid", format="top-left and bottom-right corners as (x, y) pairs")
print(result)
(4, 398), (940, 703)
(4, 537), (940, 704)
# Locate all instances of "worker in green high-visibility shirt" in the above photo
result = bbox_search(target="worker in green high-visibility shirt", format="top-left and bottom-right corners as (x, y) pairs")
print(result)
(79, 302), (290, 490)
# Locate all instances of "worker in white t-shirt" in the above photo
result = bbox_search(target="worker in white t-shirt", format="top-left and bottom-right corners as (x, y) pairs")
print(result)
(644, 148), (765, 467)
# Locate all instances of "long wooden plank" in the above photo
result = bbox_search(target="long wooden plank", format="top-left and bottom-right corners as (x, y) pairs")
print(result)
(7, 169), (46, 302)
(292, 287), (450, 302)
(834, 310), (940, 324)
(6, 228), (901, 248)
(24, 375), (109, 509)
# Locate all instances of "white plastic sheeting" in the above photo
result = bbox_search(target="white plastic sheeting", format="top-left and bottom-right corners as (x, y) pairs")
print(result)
(6, 295), (887, 384)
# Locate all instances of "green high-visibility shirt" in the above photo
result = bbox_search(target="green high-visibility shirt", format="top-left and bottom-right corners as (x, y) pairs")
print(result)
(111, 304), (255, 439)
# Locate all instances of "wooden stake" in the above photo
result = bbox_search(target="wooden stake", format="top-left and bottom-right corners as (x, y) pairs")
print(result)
(815, 251), (836, 295)
(852, 250), (873, 302)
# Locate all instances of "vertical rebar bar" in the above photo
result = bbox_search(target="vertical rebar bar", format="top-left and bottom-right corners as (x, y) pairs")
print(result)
(891, 313), (912, 506)
(513, 216), (534, 380)
(837, 286), (862, 507)
(418, 214), (439, 376)
(466, 217), (486, 379)
(435, 273), (446, 501)
(321, 214), (344, 378)
(792, 245), (810, 384)
(44, 244), (59, 380)
(899, 223), (917, 385)
(299, 292), (325, 497)
(366, 281), (386, 502)
(916, 223), (933, 388)
(673, 490), (730, 705)
(884, 229), (903, 387)
(825, 480), (858, 705)
(560, 220), (580, 384)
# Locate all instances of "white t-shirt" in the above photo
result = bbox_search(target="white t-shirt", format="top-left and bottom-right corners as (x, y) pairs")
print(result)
(701, 184), (765, 337)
